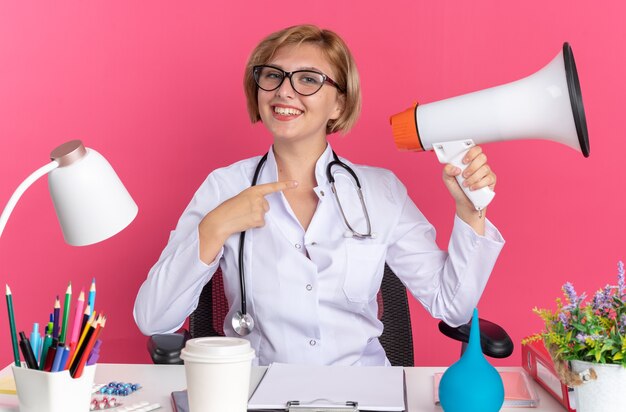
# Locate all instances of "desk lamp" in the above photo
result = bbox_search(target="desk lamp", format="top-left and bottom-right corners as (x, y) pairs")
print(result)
(0, 140), (137, 245)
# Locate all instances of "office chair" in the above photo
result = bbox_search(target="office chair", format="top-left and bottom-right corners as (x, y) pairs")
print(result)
(148, 265), (513, 366)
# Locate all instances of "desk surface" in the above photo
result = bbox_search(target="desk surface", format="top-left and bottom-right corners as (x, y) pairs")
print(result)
(0, 364), (565, 411)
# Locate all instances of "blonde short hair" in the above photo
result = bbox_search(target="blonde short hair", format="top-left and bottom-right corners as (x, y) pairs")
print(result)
(244, 25), (361, 135)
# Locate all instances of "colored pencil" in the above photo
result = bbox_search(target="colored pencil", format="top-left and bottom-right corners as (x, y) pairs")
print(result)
(80, 305), (91, 336)
(5, 285), (21, 366)
(52, 296), (60, 339)
(69, 290), (85, 348)
(88, 278), (96, 315)
(59, 282), (72, 344)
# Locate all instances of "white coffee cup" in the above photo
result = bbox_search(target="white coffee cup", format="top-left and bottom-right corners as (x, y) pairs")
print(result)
(180, 337), (255, 412)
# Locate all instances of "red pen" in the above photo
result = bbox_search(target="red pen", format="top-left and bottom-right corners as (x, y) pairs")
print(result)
(43, 339), (58, 372)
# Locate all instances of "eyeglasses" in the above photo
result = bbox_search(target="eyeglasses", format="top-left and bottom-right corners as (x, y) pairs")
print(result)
(253, 65), (344, 96)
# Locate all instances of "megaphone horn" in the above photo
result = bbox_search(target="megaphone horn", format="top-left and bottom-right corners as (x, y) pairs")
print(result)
(390, 42), (589, 211)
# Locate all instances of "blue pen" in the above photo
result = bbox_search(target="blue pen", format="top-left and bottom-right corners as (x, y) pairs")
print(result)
(51, 343), (66, 372)
(30, 323), (42, 360)
(59, 345), (71, 370)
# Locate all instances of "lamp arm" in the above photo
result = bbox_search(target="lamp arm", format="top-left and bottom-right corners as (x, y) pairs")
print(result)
(0, 161), (59, 238)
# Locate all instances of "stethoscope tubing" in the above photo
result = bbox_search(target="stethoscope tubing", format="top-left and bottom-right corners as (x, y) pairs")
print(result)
(233, 150), (373, 336)
(237, 153), (268, 317)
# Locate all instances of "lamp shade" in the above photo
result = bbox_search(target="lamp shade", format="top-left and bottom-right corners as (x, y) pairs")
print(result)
(48, 140), (138, 246)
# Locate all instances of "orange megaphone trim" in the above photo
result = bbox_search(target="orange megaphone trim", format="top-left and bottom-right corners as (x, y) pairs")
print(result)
(390, 102), (424, 152)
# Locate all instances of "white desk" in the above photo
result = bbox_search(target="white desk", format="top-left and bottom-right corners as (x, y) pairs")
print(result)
(0, 364), (565, 411)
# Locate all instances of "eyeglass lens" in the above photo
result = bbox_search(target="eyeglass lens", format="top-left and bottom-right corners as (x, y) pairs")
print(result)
(254, 66), (327, 96)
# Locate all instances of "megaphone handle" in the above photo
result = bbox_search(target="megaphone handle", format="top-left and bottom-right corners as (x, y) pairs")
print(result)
(432, 140), (496, 211)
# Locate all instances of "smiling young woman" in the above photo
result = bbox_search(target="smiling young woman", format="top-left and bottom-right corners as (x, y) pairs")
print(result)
(134, 24), (504, 367)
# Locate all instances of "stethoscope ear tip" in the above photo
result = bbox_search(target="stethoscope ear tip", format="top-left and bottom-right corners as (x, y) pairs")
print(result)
(343, 230), (354, 238)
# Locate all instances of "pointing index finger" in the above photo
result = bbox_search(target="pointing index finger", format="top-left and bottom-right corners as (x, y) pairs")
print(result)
(255, 180), (299, 195)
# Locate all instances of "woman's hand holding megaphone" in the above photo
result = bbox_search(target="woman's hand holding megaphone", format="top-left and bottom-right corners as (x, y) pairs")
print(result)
(442, 144), (496, 235)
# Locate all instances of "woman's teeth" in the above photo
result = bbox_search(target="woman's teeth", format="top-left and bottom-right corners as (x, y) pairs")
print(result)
(274, 107), (302, 115)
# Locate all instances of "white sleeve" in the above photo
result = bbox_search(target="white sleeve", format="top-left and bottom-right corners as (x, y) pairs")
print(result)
(386, 182), (505, 327)
(133, 174), (224, 335)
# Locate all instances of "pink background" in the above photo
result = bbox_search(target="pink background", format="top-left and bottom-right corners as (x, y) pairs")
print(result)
(1, 1), (624, 366)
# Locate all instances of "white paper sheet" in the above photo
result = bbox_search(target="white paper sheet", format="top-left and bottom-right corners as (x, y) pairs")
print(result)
(247, 363), (405, 411)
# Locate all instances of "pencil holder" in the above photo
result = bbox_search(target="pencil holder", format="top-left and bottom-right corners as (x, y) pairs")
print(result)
(11, 364), (96, 412)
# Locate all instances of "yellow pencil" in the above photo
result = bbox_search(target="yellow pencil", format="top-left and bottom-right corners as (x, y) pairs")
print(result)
(69, 311), (96, 366)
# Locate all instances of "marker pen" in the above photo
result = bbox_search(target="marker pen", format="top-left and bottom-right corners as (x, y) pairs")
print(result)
(39, 332), (53, 370)
(29, 323), (42, 360)
(59, 345), (71, 370)
(43, 339), (58, 372)
(86, 339), (102, 366)
(51, 343), (66, 372)
(18, 332), (39, 369)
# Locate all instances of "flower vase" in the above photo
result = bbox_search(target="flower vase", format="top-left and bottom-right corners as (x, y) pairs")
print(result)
(570, 360), (626, 412)
(438, 308), (504, 412)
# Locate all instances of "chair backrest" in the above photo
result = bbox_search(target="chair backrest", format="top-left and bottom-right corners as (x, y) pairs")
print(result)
(189, 268), (227, 338)
(189, 264), (414, 366)
(378, 264), (414, 366)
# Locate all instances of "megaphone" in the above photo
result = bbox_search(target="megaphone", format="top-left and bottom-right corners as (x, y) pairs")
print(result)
(390, 42), (589, 211)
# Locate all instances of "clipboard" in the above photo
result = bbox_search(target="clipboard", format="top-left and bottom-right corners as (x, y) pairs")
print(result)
(247, 363), (405, 411)
(286, 400), (359, 411)
(172, 391), (359, 412)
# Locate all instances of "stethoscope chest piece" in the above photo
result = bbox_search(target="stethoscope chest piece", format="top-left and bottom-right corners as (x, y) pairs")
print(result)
(232, 310), (254, 336)
(230, 153), (268, 337)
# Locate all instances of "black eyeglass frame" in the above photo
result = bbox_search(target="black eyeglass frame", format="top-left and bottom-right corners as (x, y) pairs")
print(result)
(253, 64), (345, 96)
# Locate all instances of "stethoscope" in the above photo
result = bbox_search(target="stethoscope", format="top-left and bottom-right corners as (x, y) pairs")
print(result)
(232, 151), (375, 336)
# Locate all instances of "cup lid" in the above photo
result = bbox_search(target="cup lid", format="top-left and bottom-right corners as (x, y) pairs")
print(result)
(180, 337), (255, 363)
